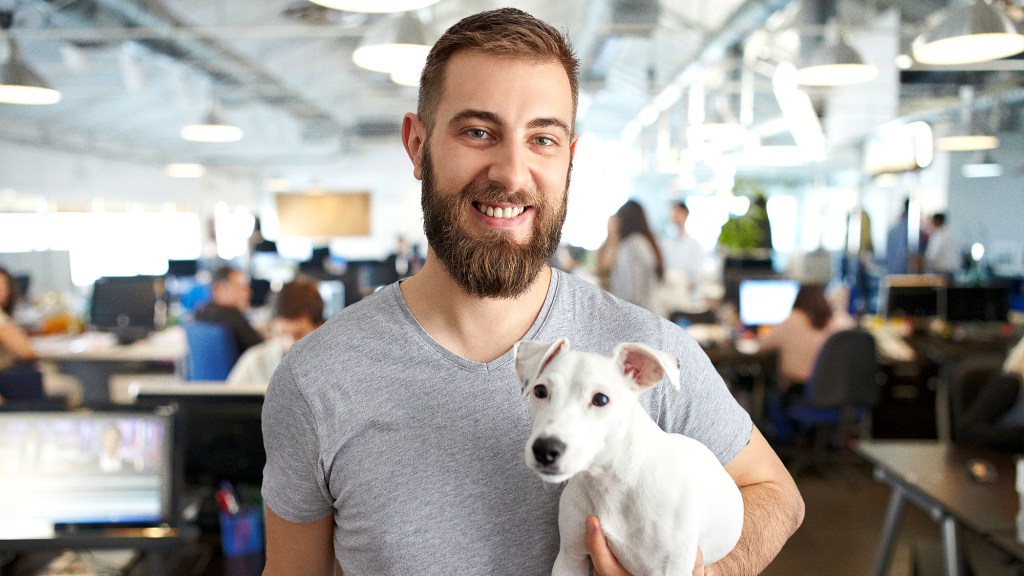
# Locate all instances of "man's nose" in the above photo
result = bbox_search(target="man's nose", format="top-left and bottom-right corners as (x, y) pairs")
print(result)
(487, 141), (532, 194)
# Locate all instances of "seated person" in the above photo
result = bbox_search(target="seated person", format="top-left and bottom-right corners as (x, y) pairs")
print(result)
(956, 336), (1024, 453)
(227, 277), (324, 386)
(0, 266), (35, 370)
(0, 266), (82, 406)
(760, 283), (857, 396)
(194, 266), (264, 355)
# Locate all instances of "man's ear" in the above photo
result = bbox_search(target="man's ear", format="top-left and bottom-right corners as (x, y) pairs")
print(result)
(402, 112), (426, 181)
(569, 132), (578, 161)
(513, 338), (569, 394)
(611, 342), (681, 391)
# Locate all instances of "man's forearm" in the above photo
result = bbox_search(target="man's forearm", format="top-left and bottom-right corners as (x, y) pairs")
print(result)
(707, 479), (805, 576)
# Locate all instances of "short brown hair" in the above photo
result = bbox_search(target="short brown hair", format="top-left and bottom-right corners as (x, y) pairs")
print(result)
(417, 8), (579, 135)
(793, 284), (833, 330)
(274, 276), (324, 325)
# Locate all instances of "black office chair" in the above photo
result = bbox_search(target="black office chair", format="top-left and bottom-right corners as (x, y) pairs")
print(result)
(949, 352), (1005, 440)
(787, 329), (882, 475)
(0, 365), (66, 410)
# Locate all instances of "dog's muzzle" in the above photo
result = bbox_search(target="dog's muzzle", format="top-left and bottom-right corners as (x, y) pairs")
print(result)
(531, 436), (566, 466)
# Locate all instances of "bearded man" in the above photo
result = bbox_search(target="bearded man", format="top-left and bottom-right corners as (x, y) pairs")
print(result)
(261, 8), (803, 576)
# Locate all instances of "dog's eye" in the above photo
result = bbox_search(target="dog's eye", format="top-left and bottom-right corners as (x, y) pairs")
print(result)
(533, 384), (548, 399)
(592, 393), (609, 407)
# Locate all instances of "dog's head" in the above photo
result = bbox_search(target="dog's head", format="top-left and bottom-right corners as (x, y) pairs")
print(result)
(513, 338), (680, 483)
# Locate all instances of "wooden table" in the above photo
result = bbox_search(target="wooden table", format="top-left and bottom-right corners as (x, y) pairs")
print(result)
(854, 440), (1023, 576)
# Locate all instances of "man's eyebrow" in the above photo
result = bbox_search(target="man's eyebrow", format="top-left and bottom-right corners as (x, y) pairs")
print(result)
(448, 110), (573, 139)
(527, 117), (573, 139)
(448, 109), (502, 127)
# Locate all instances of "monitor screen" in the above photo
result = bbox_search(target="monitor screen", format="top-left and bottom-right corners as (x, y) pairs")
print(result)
(133, 387), (265, 488)
(882, 285), (939, 318)
(941, 286), (1010, 323)
(166, 259), (199, 278)
(0, 409), (175, 535)
(90, 276), (161, 331)
(739, 279), (800, 327)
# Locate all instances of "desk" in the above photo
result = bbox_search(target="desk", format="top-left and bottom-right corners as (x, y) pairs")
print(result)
(854, 440), (1023, 576)
(690, 329), (778, 427)
(32, 328), (187, 405)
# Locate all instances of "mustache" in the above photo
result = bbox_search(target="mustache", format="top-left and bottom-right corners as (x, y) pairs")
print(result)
(461, 181), (541, 207)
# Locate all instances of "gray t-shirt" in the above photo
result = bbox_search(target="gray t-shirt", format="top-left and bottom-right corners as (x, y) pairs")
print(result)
(262, 269), (751, 576)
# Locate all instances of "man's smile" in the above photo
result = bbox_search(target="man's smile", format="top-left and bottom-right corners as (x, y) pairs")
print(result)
(473, 201), (529, 220)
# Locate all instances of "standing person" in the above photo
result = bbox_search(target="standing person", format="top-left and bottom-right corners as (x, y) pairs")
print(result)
(923, 213), (958, 276)
(261, 9), (803, 576)
(227, 277), (324, 386)
(597, 199), (664, 313)
(194, 266), (263, 355)
(660, 200), (707, 308)
(885, 198), (910, 275)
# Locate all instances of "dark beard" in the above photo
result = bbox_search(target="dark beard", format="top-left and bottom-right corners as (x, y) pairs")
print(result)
(420, 147), (568, 299)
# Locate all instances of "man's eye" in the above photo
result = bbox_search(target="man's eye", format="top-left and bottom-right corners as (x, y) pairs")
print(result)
(533, 384), (548, 399)
(534, 136), (554, 146)
(467, 129), (489, 139)
(592, 393), (609, 407)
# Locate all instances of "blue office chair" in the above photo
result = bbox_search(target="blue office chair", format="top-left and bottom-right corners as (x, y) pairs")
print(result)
(787, 329), (881, 473)
(183, 321), (239, 381)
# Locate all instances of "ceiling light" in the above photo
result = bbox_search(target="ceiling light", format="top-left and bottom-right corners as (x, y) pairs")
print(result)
(935, 86), (999, 152)
(912, 0), (1024, 65)
(795, 30), (878, 87)
(180, 100), (243, 143)
(164, 163), (206, 178)
(308, 0), (440, 13)
(961, 151), (1002, 178)
(0, 39), (61, 105)
(389, 64), (422, 87)
(352, 13), (430, 73)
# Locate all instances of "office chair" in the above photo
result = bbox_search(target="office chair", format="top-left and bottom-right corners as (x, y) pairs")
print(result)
(182, 321), (239, 381)
(0, 366), (66, 410)
(787, 329), (881, 475)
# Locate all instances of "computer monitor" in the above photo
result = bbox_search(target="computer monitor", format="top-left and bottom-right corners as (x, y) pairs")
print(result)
(0, 408), (176, 539)
(941, 286), (1011, 323)
(738, 278), (800, 327)
(90, 276), (162, 342)
(132, 385), (265, 489)
(166, 259), (199, 278)
(881, 285), (940, 319)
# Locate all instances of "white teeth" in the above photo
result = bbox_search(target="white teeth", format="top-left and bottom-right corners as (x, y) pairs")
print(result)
(477, 203), (525, 219)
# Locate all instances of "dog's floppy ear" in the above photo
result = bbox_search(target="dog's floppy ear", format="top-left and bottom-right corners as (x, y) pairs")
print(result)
(611, 342), (681, 391)
(513, 338), (569, 393)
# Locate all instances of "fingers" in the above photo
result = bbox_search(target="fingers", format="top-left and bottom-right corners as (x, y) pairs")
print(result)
(585, 516), (630, 576)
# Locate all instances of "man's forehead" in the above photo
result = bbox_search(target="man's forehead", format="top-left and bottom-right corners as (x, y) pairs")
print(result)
(437, 50), (574, 124)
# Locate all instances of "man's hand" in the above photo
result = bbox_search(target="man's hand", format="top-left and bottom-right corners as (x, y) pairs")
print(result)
(584, 516), (705, 576)
(585, 516), (628, 576)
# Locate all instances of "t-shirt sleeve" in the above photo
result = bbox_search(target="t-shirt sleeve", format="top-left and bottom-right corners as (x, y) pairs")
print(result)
(657, 322), (752, 465)
(261, 357), (334, 522)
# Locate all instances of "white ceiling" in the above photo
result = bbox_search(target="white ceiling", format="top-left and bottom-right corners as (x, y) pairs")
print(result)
(2, 0), (1022, 173)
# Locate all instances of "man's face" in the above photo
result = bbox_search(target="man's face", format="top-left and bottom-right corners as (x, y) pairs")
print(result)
(218, 271), (252, 310)
(672, 207), (689, 231)
(407, 50), (577, 299)
(272, 316), (318, 354)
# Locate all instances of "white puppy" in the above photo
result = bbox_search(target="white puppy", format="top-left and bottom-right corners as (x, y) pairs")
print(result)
(514, 338), (743, 576)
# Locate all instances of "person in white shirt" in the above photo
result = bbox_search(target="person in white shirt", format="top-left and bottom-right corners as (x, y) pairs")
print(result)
(660, 200), (706, 310)
(924, 212), (959, 276)
(227, 277), (324, 386)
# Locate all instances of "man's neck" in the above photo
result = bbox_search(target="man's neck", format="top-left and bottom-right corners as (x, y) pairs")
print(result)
(399, 255), (552, 364)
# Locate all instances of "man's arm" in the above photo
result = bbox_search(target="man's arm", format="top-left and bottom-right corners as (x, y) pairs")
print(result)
(707, 425), (804, 576)
(263, 505), (335, 576)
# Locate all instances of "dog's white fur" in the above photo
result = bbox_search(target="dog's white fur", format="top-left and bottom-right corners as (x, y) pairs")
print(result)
(514, 338), (743, 576)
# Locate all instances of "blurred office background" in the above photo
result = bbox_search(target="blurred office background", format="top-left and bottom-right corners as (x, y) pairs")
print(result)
(1, 0), (1023, 574)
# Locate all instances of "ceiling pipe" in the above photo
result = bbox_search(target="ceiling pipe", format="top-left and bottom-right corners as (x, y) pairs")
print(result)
(633, 0), (798, 129)
(74, 0), (348, 135)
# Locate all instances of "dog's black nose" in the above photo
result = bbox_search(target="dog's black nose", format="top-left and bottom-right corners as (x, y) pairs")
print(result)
(532, 437), (565, 466)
